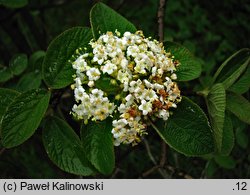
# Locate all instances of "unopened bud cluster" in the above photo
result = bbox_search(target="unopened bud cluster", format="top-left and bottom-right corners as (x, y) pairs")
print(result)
(71, 30), (181, 146)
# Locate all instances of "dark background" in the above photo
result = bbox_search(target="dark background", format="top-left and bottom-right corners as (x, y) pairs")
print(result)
(0, 0), (249, 178)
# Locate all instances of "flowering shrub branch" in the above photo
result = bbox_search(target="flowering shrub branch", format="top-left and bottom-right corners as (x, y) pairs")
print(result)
(0, 1), (249, 177)
(71, 30), (181, 146)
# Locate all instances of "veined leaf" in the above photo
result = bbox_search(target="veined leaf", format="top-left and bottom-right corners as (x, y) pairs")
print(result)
(9, 54), (28, 76)
(164, 41), (202, 81)
(81, 119), (115, 175)
(232, 115), (248, 149)
(212, 48), (250, 89)
(43, 116), (94, 176)
(236, 128), (249, 149)
(0, 88), (19, 122)
(206, 83), (226, 153)
(16, 71), (42, 92)
(29, 50), (46, 71)
(43, 27), (92, 89)
(214, 156), (236, 169)
(226, 92), (250, 124)
(228, 65), (250, 94)
(90, 2), (136, 39)
(153, 97), (214, 156)
(220, 114), (234, 156)
(0, 54), (28, 83)
(0, 67), (12, 83)
(1, 89), (50, 148)
(205, 159), (218, 178)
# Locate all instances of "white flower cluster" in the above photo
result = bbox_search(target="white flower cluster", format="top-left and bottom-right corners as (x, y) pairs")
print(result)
(72, 87), (115, 121)
(71, 30), (181, 146)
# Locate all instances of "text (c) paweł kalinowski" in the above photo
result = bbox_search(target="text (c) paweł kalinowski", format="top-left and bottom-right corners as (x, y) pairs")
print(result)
(20, 182), (104, 191)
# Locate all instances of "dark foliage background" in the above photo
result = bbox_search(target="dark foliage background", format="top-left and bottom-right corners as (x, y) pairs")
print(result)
(0, 0), (249, 178)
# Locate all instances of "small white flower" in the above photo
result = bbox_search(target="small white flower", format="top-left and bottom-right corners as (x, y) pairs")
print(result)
(147, 40), (161, 53)
(151, 66), (157, 76)
(171, 103), (177, 108)
(101, 34), (109, 43)
(129, 79), (142, 93)
(113, 119), (128, 129)
(102, 61), (117, 75)
(123, 81), (129, 92)
(74, 87), (85, 101)
(82, 94), (90, 103)
(72, 56), (88, 72)
(86, 67), (101, 81)
(74, 77), (82, 88)
(120, 58), (128, 69)
(118, 103), (126, 113)
(171, 73), (177, 80)
(134, 62), (147, 74)
(117, 69), (131, 83)
(94, 107), (109, 121)
(139, 100), (152, 115)
(91, 88), (104, 98)
(145, 89), (158, 101)
(154, 83), (164, 90)
(113, 139), (121, 146)
(127, 45), (140, 57)
(124, 31), (131, 37)
(158, 109), (169, 120)
(157, 68), (164, 76)
(88, 81), (95, 87)
(143, 79), (153, 88)
(72, 104), (89, 120)
(125, 94), (134, 106)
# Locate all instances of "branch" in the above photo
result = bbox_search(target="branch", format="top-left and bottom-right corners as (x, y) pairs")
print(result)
(157, 0), (168, 169)
(143, 139), (157, 165)
(142, 137), (170, 178)
(148, 120), (168, 166)
(157, 0), (166, 42)
(111, 168), (122, 178)
(160, 141), (167, 167)
(142, 165), (160, 177)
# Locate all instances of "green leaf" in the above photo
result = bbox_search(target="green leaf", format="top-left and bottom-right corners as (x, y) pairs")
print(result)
(9, 54), (28, 76)
(205, 159), (218, 178)
(213, 48), (250, 89)
(0, 54), (28, 83)
(231, 115), (248, 149)
(153, 97), (214, 156)
(220, 114), (234, 156)
(0, 88), (19, 122)
(0, 0), (28, 8)
(81, 119), (115, 175)
(164, 41), (202, 81)
(29, 50), (46, 71)
(226, 92), (250, 124)
(43, 116), (94, 176)
(90, 2), (137, 39)
(43, 27), (92, 89)
(236, 128), (249, 149)
(1, 89), (50, 148)
(228, 65), (250, 94)
(206, 83), (226, 153)
(16, 71), (42, 92)
(0, 67), (12, 83)
(214, 156), (236, 169)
